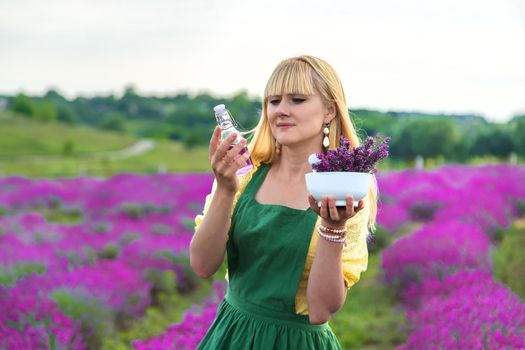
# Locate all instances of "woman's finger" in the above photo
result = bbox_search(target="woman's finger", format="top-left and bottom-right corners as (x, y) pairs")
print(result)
(233, 151), (251, 170)
(220, 139), (248, 177)
(222, 153), (233, 165)
(223, 139), (246, 167)
(228, 138), (247, 160)
(214, 133), (238, 162)
(208, 126), (221, 160)
(327, 197), (340, 221)
(308, 194), (320, 214)
(320, 196), (329, 218)
(345, 196), (355, 217)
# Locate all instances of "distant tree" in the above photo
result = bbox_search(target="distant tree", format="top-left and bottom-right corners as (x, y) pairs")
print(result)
(389, 125), (416, 160)
(390, 118), (460, 160)
(511, 115), (525, 156)
(117, 85), (142, 117)
(35, 100), (58, 122)
(123, 84), (138, 97)
(491, 126), (514, 157)
(416, 119), (459, 158)
(229, 90), (260, 129)
(141, 122), (175, 139)
(471, 125), (514, 158)
(57, 104), (79, 124)
(452, 134), (473, 161)
(182, 126), (212, 148)
(183, 130), (202, 148)
(168, 106), (211, 127)
(44, 89), (67, 101)
(100, 113), (125, 131)
(11, 94), (35, 116)
(352, 110), (395, 140)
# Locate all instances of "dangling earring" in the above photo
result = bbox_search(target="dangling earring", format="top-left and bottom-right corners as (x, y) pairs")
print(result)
(323, 123), (330, 149)
(275, 140), (281, 155)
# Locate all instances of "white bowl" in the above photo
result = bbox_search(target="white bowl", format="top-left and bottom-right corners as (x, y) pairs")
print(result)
(305, 171), (372, 207)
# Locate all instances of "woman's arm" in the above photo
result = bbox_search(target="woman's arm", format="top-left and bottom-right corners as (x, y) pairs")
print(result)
(306, 238), (347, 324)
(189, 126), (250, 279)
(306, 195), (366, 324)
(190, 187), (236, 278)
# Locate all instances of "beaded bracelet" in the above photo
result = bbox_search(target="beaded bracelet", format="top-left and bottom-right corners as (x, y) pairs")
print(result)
(318, 224), (347, 238)
(317, 226), (348, 247)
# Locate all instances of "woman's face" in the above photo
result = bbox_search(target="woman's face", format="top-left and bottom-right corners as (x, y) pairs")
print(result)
(266, 91), (334, 150)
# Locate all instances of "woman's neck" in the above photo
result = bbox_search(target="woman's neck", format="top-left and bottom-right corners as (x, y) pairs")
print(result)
(271, 143), (323, 182)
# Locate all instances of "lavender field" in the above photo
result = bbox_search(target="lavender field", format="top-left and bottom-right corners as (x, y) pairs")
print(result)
(1, 165), (525, 349)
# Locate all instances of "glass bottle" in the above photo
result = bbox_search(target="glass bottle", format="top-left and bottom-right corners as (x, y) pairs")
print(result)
(213, 104), (253, 175)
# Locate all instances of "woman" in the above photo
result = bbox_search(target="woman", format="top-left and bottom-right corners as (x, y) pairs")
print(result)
(190, 55), (378, 349)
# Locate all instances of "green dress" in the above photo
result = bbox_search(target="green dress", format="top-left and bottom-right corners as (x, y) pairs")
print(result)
(197, 163), (342, 350)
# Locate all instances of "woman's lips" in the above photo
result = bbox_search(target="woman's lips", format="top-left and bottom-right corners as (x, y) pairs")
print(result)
(277, 123), (295, 128)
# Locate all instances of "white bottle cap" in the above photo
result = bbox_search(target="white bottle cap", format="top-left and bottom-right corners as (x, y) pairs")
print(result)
(213, 104), (226, 113)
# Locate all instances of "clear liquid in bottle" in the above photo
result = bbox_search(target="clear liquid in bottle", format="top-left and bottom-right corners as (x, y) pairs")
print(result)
(213, 104), (253, 175)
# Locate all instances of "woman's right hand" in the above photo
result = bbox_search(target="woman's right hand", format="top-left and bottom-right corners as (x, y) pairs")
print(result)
(209, 126), (251, 195)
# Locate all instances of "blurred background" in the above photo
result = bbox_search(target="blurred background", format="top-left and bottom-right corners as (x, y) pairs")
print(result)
(1, 0), (524, 176)
(1, 1), (524, 350)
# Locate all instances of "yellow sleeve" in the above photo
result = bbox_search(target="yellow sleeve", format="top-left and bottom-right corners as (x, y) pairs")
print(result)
(342, 199), (370, 289)
(193, 164), (260, 237)
(194, 180), (216, 233)
(194, 179), (219, 233)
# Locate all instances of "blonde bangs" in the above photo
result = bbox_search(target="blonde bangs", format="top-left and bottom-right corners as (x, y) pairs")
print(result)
(264, 60), (317, 98)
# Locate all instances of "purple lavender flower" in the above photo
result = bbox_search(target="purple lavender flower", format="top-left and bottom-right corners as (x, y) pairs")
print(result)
(132, 281), (225, 350)
(312, 134), (390, 173)
(399, 271), (525, 349)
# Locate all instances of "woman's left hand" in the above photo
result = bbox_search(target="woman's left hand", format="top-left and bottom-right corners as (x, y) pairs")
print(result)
(307, 195), (364, 228)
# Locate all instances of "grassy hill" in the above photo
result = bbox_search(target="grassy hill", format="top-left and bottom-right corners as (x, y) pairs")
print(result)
(0, 112), (211, 177)
(0, 111), (136, 156)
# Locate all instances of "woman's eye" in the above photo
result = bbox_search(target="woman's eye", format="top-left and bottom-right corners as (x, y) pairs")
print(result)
(269, 99), (280, 105)
(292, 98), (305, 104)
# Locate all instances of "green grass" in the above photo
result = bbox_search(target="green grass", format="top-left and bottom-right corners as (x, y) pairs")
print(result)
(0, 140), (211, 177)
(0, 262), (47, 286)
(493, 218), (525, 300)
(37, 206), (84, 225)
(0, 111), (136, 156)
(105, 139), (211, 173)
(331, 252), (408, 349)
(0, 112), (212, 177)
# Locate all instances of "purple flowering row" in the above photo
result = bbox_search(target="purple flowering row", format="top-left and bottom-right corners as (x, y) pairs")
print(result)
(0, 172), (215, 349)
(400, 271), (525, 349)
(2, 164), (524, 349)
(377, 164), (525, 348)
(382, 220), (491, 293)
(376, 164), (525, 234)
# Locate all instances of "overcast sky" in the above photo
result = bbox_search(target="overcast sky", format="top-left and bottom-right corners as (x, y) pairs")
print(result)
(1, 0), (524, 122)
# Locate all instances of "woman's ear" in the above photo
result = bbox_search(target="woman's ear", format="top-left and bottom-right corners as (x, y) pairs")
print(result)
(324, 102), (337, 124)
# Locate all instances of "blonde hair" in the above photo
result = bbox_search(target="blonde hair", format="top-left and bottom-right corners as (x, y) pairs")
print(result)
(247, 55), (378, 232)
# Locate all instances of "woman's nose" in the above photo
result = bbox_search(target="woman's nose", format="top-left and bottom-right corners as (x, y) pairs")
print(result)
(274, 101), (290, 116)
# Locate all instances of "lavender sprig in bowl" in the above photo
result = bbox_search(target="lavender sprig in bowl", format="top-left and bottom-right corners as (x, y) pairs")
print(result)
(311, 134), (390, 173)
(306, 134), (390, 206)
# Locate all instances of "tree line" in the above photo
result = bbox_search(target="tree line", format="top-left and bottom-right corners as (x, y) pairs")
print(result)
(2, 87), (524, 162)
